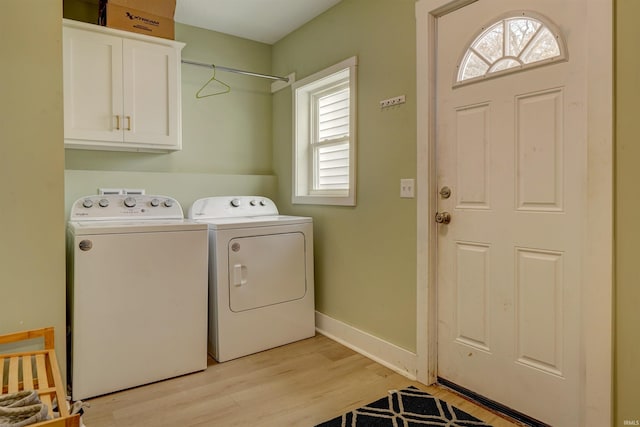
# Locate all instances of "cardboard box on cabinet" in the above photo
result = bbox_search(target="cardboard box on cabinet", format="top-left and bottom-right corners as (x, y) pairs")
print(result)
(99, 0), (176, 40)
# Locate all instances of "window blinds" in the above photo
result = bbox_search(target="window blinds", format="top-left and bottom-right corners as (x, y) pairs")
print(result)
(315, 88), (350, 190)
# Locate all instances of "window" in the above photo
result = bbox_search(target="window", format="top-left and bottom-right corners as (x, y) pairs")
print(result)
(292, 57), (357, 206)
(456, 12), (566, 85)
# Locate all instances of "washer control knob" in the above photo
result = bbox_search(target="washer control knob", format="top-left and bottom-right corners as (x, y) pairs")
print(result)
(124, 197), (136, 208)
(163, 199), (174, 208)
(150, 198), (160, 207)
(98, 198), (109, 208)
(82, 199), (93, 208)
(250, 200), (257, 206)
(230, 198), (241, 208)
(259, 200), (266, 206)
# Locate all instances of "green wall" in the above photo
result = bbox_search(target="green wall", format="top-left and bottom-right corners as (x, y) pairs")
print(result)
(272, 0), (418, 351)
(616, 0), (640, 423)
(0, 0), (66, 368)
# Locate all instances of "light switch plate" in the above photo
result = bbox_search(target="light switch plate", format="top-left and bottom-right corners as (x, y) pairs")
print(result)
(400, 179), (415, 198)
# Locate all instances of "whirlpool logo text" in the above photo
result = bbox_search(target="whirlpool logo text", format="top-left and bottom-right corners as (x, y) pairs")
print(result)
(125, 12), (159, 26)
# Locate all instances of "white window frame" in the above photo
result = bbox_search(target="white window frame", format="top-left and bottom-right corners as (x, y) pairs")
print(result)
(454, 11), (567, 86)
(292, 56), (357, 206)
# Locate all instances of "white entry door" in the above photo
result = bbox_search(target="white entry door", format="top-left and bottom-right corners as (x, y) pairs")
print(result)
(435, 1), (585, 425)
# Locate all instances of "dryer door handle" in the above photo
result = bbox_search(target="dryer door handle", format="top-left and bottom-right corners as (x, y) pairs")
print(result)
(233, 264), (248, 287)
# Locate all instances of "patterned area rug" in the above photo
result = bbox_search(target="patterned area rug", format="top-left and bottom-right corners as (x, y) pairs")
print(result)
(315, 386), (493, 427)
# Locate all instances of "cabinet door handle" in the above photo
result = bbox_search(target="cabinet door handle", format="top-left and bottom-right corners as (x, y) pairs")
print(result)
(115, 115), (121, 130)
(125, 116), (131, 131)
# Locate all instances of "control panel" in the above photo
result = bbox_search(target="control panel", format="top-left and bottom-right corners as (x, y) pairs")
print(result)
(188, 196), (279, 219)
(70, 195), (184, 221)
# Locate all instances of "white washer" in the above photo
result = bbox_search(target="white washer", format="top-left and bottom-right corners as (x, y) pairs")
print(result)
(188, 196), (315, 362)
(67, 194), (208, 400)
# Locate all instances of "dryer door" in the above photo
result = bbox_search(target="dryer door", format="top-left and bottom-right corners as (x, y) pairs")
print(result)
(228, 232), (307, 312)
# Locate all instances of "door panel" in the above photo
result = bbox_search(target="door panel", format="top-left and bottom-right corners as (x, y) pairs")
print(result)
(456, 104), (490, 209)
(515, 89), (564, 211)
(515, 247), (564, 376)
(123, 39), (178, 145)
(455, 242), (490, 351)
(435, 1), (584, 425)
(63, 27), (123, 142)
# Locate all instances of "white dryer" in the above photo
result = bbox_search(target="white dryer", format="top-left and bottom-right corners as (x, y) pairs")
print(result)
(188, 196), (315, 362)
(67, 194), (208, 400)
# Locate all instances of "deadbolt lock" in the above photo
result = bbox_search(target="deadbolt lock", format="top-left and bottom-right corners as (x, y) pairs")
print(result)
(439, 186), (451, 199)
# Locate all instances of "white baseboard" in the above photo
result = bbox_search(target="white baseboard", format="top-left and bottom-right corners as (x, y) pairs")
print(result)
(315, 311), (418, 380)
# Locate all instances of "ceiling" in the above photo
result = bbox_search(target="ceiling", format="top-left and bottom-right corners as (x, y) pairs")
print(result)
(174, 0), (343, 45)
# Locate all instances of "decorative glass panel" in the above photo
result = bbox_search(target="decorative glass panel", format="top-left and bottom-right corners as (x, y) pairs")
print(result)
(473, 24), (503, 63)
(507, 19), (541, 56)
(460, 51), (490, 81)
(491, 58), (520, 73)
(521, 28), (561, 63)
(457, 13), (565, 84)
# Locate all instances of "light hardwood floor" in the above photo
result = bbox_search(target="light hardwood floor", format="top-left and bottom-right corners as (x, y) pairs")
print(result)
(81, 334), (523, 426)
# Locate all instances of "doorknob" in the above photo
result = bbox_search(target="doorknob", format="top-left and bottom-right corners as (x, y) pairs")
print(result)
(435, 211), (451, 224)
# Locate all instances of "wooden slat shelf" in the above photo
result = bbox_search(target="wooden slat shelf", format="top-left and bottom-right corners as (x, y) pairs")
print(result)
(0, 327), (81, 427)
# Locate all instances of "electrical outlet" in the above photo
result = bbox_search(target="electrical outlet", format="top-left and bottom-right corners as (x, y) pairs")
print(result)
(400, 179), (415, 198)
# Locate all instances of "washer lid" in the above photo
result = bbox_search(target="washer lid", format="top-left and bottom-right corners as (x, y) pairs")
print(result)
(68, 219), (208, 235)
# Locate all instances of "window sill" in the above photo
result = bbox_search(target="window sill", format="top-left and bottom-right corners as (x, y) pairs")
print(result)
(292, 193), (355, 206)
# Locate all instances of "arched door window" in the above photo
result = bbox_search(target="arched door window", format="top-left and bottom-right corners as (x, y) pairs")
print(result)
(456, 12), (566, 85)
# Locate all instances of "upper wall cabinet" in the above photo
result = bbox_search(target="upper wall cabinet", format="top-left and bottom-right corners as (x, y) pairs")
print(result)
(63, 19), (185, 152)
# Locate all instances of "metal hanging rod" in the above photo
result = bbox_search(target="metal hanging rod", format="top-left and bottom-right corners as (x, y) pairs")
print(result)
(181, 59), (289, 83)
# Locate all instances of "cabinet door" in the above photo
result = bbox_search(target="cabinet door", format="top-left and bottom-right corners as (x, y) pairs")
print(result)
(122, 39), (180, 148)
(63, 27), (124, 142)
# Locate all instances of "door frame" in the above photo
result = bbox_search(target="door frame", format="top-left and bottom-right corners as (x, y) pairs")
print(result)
(415, 0), (613, 425)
